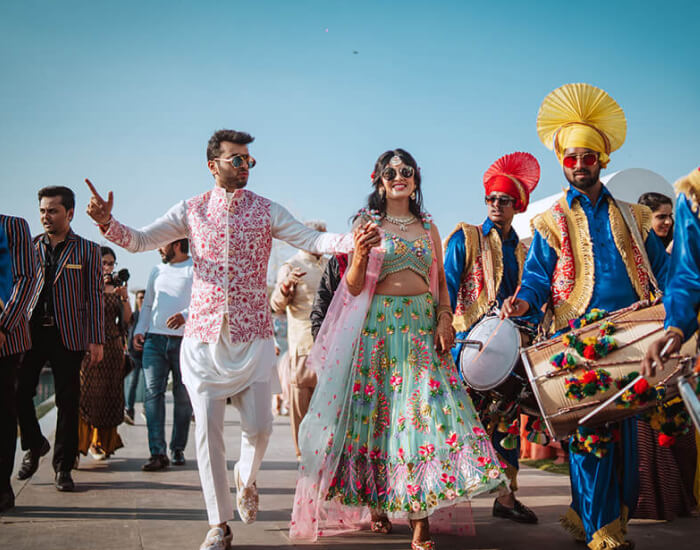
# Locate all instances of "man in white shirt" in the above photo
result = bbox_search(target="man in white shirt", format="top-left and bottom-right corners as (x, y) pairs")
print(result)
(134, 238), (194, 471)
(85, 129), (378, 550)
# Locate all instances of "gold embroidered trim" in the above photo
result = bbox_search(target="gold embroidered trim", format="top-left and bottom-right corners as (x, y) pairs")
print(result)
(552, 197), (596, 331)
(560, 507), (586, 542)
(531, 211), (562, 255)
(608, 200), (647, 301)
(515, 242), (527, 281)
(620, 504), (629, 535)
(628, 202), (652, 242)
(448, 223), (502, 332)
(588, 517), (626, 550)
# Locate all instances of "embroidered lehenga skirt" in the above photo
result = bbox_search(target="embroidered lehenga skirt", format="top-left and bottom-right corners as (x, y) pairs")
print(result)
(325, 293), (505, 515)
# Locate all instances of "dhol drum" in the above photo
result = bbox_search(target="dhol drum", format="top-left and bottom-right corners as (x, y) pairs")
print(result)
(521, 301), (698, 441)
(678, 357), (700, 435)
(458, 316), (538, 416)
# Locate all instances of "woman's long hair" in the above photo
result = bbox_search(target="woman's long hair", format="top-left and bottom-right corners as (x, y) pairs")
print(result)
(367, 149), (424, 219)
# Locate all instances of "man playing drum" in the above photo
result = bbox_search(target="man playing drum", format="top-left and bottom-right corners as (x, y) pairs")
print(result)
(644, 167), (700, 373)
(444, 152), (541, 524)
(502, 83), (669, 550)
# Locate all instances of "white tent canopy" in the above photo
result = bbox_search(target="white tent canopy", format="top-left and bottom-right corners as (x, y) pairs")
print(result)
(511, 168), (675, 241)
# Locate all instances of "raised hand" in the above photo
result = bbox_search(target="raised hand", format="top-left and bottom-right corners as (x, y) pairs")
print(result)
(353, 222), (381, 259)
(85, 178), (114, 225)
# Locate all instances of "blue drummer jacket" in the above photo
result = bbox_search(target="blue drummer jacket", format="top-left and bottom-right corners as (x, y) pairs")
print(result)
(664, 193), (700, 340)
(519, 185), (669, 319)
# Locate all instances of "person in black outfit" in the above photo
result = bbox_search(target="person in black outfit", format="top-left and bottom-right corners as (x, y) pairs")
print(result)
(16, 187), (104, 492)
(310, 253), (347, 340)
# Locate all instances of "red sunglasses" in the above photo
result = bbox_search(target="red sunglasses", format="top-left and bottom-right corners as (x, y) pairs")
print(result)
(563, 153), (598, 168)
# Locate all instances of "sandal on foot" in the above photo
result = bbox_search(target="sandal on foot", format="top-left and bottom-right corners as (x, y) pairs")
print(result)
(411, 541), (435, 550)
(370, 516), (392, 534)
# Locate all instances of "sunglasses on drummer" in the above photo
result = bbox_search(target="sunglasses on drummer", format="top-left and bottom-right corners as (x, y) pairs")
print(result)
(214, 154), (256, 169)
(485, 195), (516, 207)
(562, 152), (599, 168)
(381, 165), (415, 180)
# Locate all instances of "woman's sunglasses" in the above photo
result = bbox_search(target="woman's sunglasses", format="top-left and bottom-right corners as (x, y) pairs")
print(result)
(381, 165), (414, 180)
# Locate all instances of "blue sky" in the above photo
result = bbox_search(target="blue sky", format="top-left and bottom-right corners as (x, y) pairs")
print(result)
(1, 0), (698, 289)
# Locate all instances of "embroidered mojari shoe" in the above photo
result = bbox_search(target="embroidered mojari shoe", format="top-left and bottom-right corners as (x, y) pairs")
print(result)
(199, 525), (232, 550)
(233, 463), (258, 524)
(411, 541), (435, 550)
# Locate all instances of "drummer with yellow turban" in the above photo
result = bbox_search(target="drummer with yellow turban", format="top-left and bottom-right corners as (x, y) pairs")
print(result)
(502, 83), (669, 550)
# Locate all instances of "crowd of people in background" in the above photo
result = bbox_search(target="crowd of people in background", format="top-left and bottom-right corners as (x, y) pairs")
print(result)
(0, 83), (699, 550)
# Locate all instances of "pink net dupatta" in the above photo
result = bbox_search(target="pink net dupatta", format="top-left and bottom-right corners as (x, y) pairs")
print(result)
(290, 246), (385, 541)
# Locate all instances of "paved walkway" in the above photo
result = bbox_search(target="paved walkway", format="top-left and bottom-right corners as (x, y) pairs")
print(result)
(2, 401), (698, 549)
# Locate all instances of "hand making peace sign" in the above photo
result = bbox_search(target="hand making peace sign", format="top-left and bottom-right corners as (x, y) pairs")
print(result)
(84, 178), (114, 225)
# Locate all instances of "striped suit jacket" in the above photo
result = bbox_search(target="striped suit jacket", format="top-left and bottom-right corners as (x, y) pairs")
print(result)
(0, 215), (40, 357)
(29, 229), (105, 351)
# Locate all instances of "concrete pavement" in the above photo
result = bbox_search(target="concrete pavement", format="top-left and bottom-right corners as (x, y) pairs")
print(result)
(2, 400), (698, 549)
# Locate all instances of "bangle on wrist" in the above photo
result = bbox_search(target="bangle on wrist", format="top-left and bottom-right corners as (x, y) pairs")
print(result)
(97, 216), (112, 231)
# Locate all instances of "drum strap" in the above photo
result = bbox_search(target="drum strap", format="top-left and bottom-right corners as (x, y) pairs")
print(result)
(478, 225), (498, 307)
(616, 200), (661, 298)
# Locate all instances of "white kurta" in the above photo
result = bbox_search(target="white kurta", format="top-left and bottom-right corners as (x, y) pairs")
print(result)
(180, 316), (276, 400)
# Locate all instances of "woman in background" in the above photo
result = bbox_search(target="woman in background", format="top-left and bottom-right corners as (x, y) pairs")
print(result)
(78, 246), (131, 460)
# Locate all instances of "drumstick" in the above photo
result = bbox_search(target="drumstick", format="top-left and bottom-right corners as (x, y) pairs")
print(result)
(469, 285), (521, 365)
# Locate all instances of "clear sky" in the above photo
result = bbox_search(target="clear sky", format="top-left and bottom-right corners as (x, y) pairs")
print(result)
(1, 0), (698, 290)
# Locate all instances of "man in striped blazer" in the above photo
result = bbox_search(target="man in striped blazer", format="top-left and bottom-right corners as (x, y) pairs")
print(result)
(16, 186), (104, 492)
(0, 214), (39, 512)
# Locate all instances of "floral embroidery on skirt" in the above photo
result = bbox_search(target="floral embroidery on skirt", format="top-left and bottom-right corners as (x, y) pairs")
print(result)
(325, 293), (506, 515)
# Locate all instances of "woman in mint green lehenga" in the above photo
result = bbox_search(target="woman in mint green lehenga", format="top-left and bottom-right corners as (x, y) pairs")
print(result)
(290, 149), (507, 550)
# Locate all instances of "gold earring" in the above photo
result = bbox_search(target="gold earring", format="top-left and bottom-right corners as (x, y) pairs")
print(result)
(379, 187), (385, 197)
(410, 191), (416, 200)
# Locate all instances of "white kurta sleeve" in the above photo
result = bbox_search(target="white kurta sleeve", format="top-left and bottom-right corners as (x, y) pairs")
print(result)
(102, 201), (189, 253)
(270, 202), (353, 255)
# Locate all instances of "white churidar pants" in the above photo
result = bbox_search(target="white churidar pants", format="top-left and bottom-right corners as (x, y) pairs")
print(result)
(180, 317), (276, 525)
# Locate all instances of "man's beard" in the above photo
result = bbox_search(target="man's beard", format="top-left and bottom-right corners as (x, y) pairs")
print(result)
(160, 249), (174, 264)
(566, 166), (601, 191)
(221, 174), (248, 190)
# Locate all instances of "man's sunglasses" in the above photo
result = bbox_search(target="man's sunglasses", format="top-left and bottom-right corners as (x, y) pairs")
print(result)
(214, 154), (256, 169)
(381, 165), (414, 180)
(485, 195), (516, 207)
(562, 152), (598, 169)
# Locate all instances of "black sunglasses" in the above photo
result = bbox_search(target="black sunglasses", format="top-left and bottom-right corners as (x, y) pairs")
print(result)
(485, 195), (516, 207)
(381, 165), (414, 180)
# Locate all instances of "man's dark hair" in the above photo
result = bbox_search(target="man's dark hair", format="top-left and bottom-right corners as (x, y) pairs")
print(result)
(38, 186), (75, 211)
(638, 192), (672, 212)
(174, 238), (189, 255)
(206, 129), (255, 161)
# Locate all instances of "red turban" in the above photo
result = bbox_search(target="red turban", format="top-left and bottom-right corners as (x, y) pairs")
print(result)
(483, 152), (541, 213)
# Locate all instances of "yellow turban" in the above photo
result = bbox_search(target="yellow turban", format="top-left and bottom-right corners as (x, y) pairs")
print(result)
(537, 83), (627, 169)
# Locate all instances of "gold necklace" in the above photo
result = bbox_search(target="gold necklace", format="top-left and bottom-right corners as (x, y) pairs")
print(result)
(384, 213), (417, 232)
